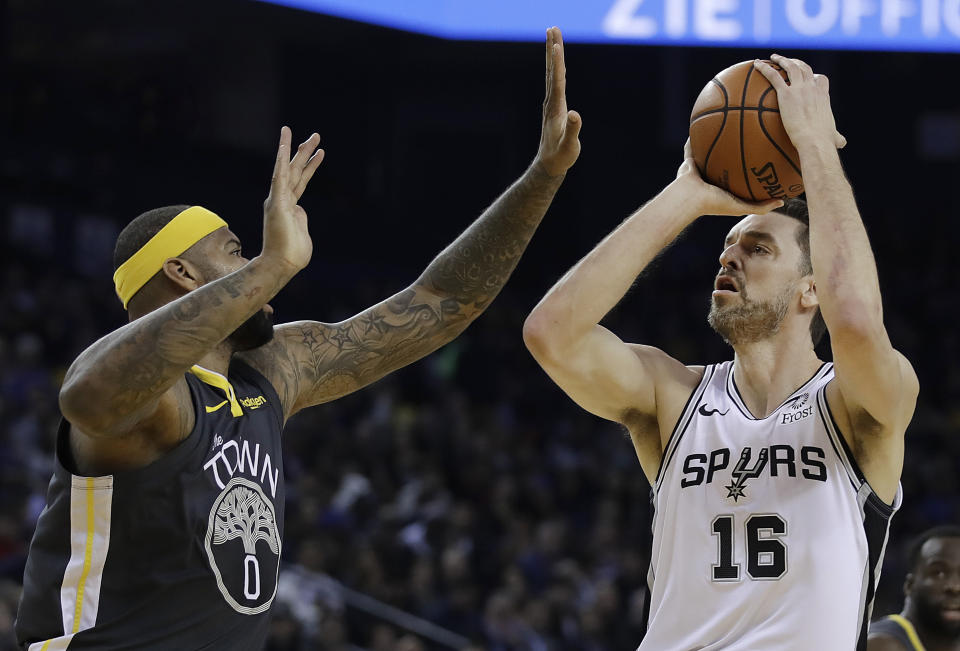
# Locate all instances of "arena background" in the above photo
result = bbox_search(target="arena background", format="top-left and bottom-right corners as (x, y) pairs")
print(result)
(1, 1), (958, 649)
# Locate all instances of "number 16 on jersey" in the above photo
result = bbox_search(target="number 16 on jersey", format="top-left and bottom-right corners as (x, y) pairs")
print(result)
(711, 513), (788, 582)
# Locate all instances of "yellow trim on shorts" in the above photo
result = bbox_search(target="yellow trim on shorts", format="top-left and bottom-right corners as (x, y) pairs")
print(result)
(71, 478), (95, 633)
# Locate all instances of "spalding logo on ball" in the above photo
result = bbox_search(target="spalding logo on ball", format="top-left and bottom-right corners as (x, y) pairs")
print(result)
(689, 60), (803, 201)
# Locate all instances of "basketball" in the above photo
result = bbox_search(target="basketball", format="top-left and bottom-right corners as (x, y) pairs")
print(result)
(689, 60), (803, 201)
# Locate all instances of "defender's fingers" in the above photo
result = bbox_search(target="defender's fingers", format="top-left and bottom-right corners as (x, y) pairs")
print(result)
(545, 27), (553, 70)
(561, 110), (582, 142)
(554, 27), (566, 67)
(291, 133), (321, 172)
(552, 44), (566, 100)
(683, 137), (693, 160)
(296, 149), (326, 198)
(553, 38), (566, 85)
(544, 28), (555, 95)
(754, 60), (787, 91)
(273, 126), (292, 184)
(545, 44), (567, 117)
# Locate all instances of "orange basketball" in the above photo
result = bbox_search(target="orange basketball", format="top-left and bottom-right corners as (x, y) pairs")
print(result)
(689, 60), (802, 201)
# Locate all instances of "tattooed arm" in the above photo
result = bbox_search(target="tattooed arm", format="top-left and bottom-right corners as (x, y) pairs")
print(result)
(246, 162), (566, 417)
(241, 27), (581, 418)
(61, 260), (292, 437)
(60, 127), (324, 439)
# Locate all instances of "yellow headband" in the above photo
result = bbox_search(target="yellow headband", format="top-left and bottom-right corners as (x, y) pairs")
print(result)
(113, 206), (228, 309)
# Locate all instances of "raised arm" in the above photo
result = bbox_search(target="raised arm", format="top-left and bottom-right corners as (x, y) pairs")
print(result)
(756, 56), (918, 501)
(60, 127), (323, 437)
(243, 27), (582, 418)
(522, 144), (781, 477)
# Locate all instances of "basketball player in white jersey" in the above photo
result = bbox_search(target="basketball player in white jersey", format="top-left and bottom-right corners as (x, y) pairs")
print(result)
(523, 55), (918, 650)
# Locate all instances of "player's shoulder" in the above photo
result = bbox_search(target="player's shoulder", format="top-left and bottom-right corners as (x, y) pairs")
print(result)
(867, 616), (916, 651)
(866, 632), (911, 651)
(624, 344), (706, 391)
(827, 348), (918, 427)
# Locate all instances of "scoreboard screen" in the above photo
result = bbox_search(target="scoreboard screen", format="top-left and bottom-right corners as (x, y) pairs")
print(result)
(259, 0), (960, 52)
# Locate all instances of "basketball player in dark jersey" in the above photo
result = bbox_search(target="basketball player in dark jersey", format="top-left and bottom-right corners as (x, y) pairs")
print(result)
(15, 28), (581, 651)
(870, 527), (960, 651)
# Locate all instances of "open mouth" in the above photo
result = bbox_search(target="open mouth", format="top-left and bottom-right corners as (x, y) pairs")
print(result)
(714, 276), (739, 294)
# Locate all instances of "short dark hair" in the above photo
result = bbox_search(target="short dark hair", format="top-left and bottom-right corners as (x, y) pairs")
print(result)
(775, 197), (827, 347)
(113, 205), (191, 271)
(906, 526), (960, 572)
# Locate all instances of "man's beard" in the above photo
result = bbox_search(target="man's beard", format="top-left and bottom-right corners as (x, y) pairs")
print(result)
(708, 285), (791, 345)
(914, 590), (960, 636)
(227, 309), (275, 351)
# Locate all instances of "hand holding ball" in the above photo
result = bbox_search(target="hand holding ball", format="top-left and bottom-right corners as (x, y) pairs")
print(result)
(689, 60), (803, 201)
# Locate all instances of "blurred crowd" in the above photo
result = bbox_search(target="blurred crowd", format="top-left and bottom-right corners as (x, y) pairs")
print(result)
(0, 197), (957, 651)
(4, 2), (959, 647)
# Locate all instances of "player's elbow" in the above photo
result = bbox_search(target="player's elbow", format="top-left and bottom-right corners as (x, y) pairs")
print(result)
(59, 373), (119, 435)
(523, 311), (551, 358)
(59, 374), (100, 428)
(523, 309), (569, 365)
(59, 377), (89, 427)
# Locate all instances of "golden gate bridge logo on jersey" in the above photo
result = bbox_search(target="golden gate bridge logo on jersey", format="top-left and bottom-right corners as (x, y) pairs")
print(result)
(724, 447), (769, 502)
(204, 477), (282, 615)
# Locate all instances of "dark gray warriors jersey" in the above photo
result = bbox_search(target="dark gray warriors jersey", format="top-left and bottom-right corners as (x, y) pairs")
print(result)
(869, 615), (926, 650)
(16, 360), (285, 650)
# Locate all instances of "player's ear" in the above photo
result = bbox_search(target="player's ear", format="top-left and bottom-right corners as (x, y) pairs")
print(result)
(161, 257), (204, 292)
(904, 572), (915, 595)
(799, 277), (818, 310)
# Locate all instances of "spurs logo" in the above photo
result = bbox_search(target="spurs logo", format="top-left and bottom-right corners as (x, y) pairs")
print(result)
(724, 447), (769, 502)
(681, 445), (828, 489)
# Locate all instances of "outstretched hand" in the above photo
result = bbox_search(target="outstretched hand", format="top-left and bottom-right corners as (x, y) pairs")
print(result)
(536, 27), (581, 177)
(675, 139), (784, 217)
(262, 126), (325, 274)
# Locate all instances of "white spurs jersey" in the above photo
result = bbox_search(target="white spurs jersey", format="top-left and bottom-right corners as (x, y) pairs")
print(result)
(640, 361), (900, 651)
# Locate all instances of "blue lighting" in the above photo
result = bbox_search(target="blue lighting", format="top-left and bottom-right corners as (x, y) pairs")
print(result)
(259, 0), (960, 52)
